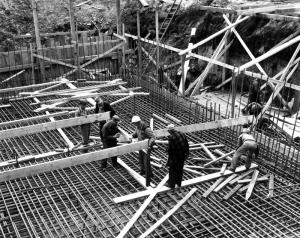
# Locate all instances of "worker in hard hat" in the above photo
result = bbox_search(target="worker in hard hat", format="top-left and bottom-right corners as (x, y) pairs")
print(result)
(130, 115), (156, 176)
(94, 96), (116, 141)
(166, 124), (189, 188)
(228, 126), (259, 172)
(75, 99), (90, 153)
(101, 115), (121, 168)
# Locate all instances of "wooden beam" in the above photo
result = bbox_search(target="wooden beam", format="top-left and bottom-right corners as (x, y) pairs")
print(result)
(116, 175), (169, 238)
(237, 4), (300, 16)
(220, 163), (227, 175)
(245, 169), (259, 200)
(203, 150), (235, 167)
(0, 140), (149, 182)
(165, 113), (182, 124)
(254, 43), (300, 125)
(268, 174), (274, 198)
(32, 53), (90, 74)
(153, 116), (254, 138)
(258, 13), (300, 22)
(58, 42), (124, 79)
(0, 111), (70, 128)
(125, 33), (181, 53)
(141, 47), (178, 91)
(152, 113), (169, 124)
(203, 177), (225, 198)
(198, 5), (236, 14)
(214, 174), (237, 192)
(238, 34), (300, 73)
(139, 188), (197, 238)
(223, 184), (243, 200)
(1, 70), (25, 84)
(0, 112), (110, 140)
(113, 163), (258, 203)
(223, 14), (288, 107)
(229, 170), (253, 185)
(237, 175), (269, 184)
(179, 16), (249, 55)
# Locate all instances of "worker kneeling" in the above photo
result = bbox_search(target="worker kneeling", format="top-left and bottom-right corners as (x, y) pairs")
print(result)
(229, 126), (259, 172)
(166, 124), (189, 189)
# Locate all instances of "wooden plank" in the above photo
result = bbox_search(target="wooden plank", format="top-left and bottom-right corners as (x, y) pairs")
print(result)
(152, 113), (169, 124)
(116, 175), (169, 238)
(139, 188), (197, 238)
(220, 163), (227, 175)
(268, 174), (274, 198)
(245, 170), (259, 200)
(213, 149), (233, 161)
(229, 170), (253, 185)
(154, 115), (254, 139)
(118, 159), (155, 189)
(0, 112), (110, 140)
(203, 150), (235, 167)
(258, 13), (300, 23)
(113, 163), (258, 203)
(237, 175), (269, 184)
(0, 140), (149, 182)
(58, 42), (124, 79)
(237, 4), (299, 16)
(223, 14), (288, 107)
(179, 16), (249, 55)
(165, 113), (182, 124)
(200, 144), (217, 160)
(1, 70), (25, 84)
(0, 111), (70, 128)
(238, 35), (300, 73)
(202, 177), (225, 198)
(223, 184), (244, 200)
(125, 33), (181, 53)
(214, 174), (238, 192)
(183, 167), (204, 176)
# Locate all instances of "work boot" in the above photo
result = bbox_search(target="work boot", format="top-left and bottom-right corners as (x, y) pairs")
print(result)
(228, 167), (236, 173)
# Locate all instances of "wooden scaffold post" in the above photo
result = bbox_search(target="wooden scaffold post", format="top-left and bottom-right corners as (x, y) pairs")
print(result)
(31, 0), (46, 83)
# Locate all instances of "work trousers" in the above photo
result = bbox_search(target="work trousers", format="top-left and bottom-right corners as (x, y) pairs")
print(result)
(80, 124), (90, 153)
(138, 150), (152, 176)
(168, 158), (185, 188)
(99, 121), (106, 141)
(102, 141), (118, 167)
(230, 141), (257, 171)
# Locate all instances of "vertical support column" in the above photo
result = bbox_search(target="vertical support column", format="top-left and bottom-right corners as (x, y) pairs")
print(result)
(122, 24), (126, 73)
(231, 70), (236, 118)
(68, 0), (80, 79)
(116, 0), (121, 35)
(222, 15), (230, 93)
(31, 0), (45, 83)
(155, 2), (160, 81)
(137, 10), (142, 85)
(29, 43), (35, 84)
(181, 55), (185, 96)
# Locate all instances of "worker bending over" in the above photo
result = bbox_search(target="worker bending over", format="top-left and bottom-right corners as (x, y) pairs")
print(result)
(75, 99), (90, 153)
(130, 116), (156, 176)
(166, 124), (189, 189)
(95, 96), (115, 141)
(101, 115), (121, 168)
(229, 126), (259, 172)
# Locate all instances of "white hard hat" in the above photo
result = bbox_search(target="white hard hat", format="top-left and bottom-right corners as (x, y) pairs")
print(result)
(131, 115), (141, 123)
(242, 128), (250, 133)
(166, 124), (175, 129)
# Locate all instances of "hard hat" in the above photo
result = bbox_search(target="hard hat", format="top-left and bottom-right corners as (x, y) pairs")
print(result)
(112, 115), (120, 121)
(131, 115), (141, 123)
(95, 96), (103, 104)
(79, 99), (88, 105)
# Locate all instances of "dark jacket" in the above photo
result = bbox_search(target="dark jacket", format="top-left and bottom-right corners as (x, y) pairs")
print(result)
(167, 130), (189, 166)
(95, 102), (116, 118)
(102, 120), (119, 145)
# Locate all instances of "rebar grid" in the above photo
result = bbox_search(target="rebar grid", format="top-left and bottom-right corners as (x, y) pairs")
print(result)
(0, 80), (299, 237)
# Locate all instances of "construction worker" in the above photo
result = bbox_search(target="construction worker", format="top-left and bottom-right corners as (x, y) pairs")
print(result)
(228, 126), (259, 172)
(101, 115), (121, 168)
(130, 115), (155, 176)
(242, 101), (262, 117)
(94, 96), (116, 141)
(166, 124), (189, 188)
(75, 99), (90, 153)
(242, 79), (261, 114)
